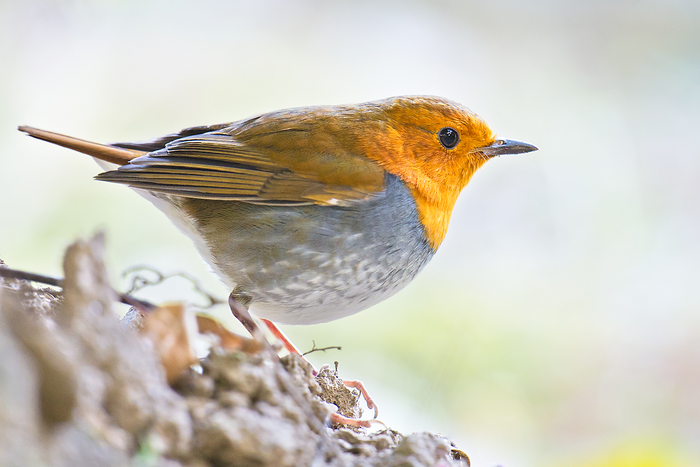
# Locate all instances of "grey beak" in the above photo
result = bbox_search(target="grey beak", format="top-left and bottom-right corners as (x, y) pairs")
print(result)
(475, 138), (538, 157)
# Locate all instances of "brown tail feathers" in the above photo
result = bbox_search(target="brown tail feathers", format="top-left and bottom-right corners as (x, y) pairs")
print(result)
(18, 126), (144, 166)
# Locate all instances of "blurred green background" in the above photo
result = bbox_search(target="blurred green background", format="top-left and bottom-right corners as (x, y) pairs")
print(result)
(2, 0), (699, 465)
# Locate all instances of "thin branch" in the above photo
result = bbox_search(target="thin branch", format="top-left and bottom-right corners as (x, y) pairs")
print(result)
(0, 268), (63, 287)
(302, 340), (342, 356)
(0, 266), (155, 312)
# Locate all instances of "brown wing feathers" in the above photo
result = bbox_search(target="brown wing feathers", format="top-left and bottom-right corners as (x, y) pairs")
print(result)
(20, 118), (387, 206)
(96, 133), (325, 204)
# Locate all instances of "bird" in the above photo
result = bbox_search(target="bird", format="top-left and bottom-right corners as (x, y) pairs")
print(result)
(19, 95), (536, 343)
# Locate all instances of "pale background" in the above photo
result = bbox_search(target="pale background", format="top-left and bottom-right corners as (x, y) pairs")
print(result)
(2, 1), (699, 466)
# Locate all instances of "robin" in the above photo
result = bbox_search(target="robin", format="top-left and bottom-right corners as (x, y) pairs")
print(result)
(19, 95), (536, 423)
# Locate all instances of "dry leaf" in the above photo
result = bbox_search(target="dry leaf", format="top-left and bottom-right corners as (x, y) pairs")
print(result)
(196, 315), (263, 354)
(141, 303), (197, 384)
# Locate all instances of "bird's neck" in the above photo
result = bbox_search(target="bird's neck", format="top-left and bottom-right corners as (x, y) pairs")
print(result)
(406, 161), (485, 251)
(409, 187), (459, 250)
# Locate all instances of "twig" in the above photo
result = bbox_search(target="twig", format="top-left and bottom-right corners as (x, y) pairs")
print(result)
(302, 340), (342, 356)
(0, 268), (63, 287)
(0, 266), (155, 312)
(122, 265), (224, 309)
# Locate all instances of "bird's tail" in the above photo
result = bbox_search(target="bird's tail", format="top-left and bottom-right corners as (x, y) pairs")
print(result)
(18, 126), (145, 166)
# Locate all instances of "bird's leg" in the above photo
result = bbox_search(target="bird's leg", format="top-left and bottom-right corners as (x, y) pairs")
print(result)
(260, 318), (304, 356)
(227, 289), (263, 341)
(228, 291), (300, 355)
(227, 294), (301, 355)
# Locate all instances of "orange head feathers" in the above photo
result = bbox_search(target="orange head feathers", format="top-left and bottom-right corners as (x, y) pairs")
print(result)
(349, 96), (503, 248)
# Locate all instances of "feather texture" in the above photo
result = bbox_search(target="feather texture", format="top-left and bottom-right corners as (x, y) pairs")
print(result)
(96, 115), (388, 205)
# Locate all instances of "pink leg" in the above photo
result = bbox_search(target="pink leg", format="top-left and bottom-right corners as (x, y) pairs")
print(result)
(228, 292), (263, 340)
(343, 379), (379, 419)
(260, 318), (304, 355)
(330, 412), (386, 429)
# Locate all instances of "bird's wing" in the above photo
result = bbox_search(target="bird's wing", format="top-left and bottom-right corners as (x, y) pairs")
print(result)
(97, 114), (387, 206)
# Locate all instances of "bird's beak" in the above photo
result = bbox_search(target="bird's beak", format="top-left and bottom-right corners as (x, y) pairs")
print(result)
(474, 138), (538, 157)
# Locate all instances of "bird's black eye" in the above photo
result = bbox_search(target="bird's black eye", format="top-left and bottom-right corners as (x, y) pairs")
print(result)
(438, 127), (459, 149)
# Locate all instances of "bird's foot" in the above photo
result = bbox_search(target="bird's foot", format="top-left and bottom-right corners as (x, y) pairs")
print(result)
(329, 412), (386, 429)
(343, 378), (379, 419)
(317, 363), (379, 421)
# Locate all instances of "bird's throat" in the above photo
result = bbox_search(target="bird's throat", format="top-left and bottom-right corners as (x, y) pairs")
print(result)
(409, 187), (460, 251)
(406, 159), (486, 251)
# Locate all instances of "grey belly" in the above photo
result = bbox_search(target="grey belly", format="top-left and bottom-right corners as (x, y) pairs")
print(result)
(161, 174), (434, 325)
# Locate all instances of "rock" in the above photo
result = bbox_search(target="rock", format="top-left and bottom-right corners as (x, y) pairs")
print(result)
(0, 237), (468, 466)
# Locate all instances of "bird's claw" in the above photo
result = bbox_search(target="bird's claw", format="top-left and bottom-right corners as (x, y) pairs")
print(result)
(329, 412), (387, 429)
(343, 379), (379, 419)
